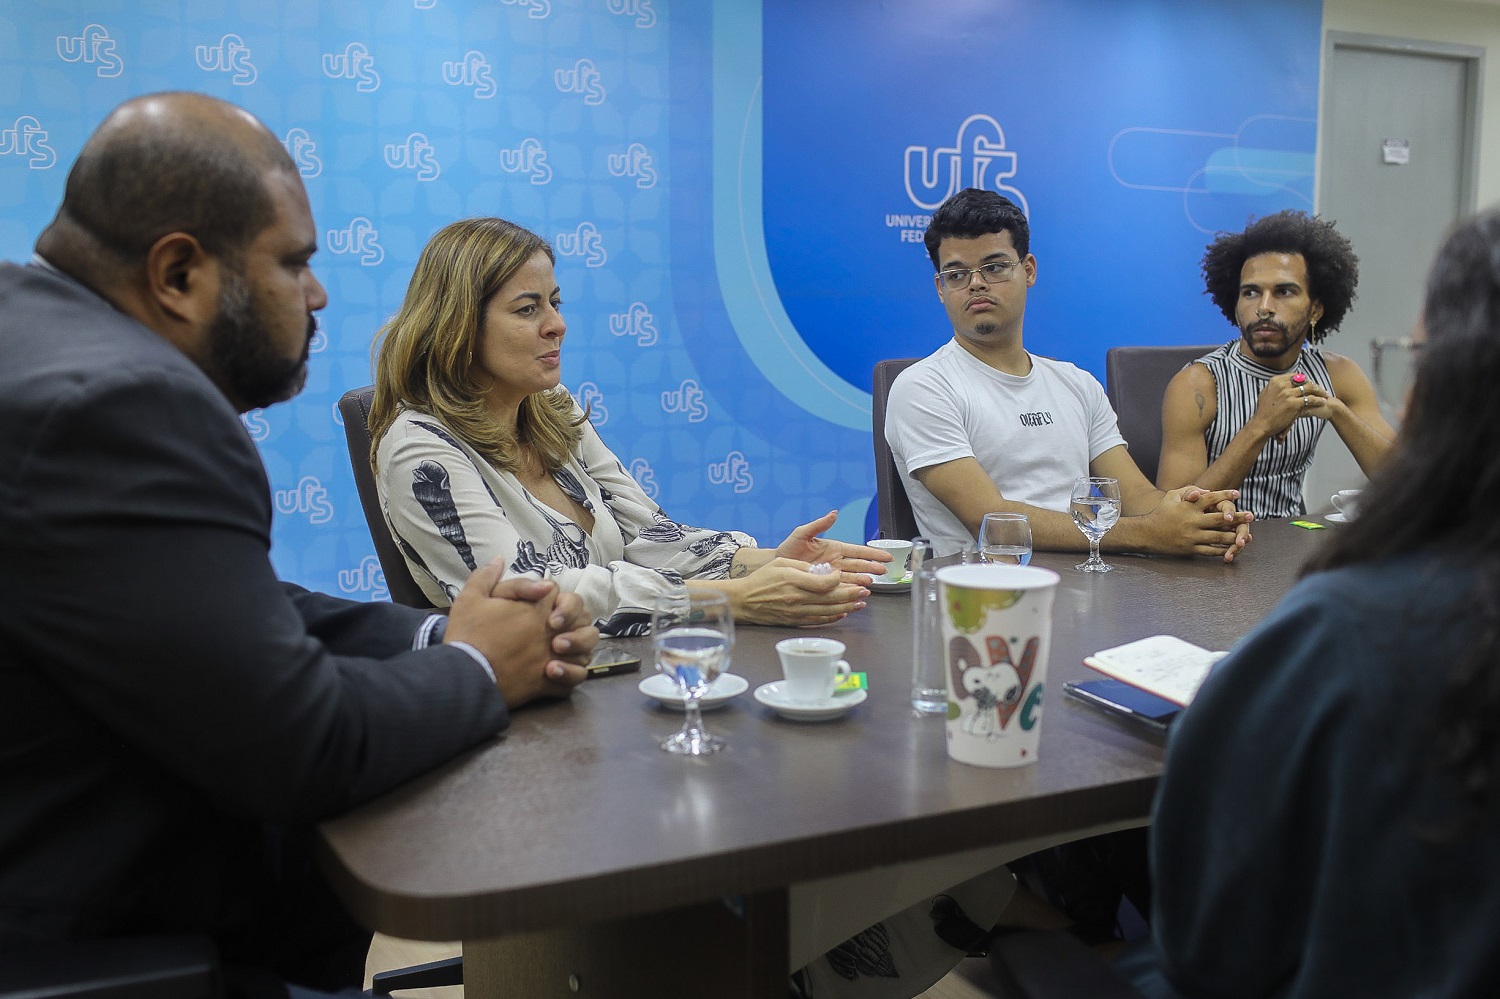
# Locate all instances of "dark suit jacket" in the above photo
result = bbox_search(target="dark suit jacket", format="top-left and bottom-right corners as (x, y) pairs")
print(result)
(0, 262), (507, 964)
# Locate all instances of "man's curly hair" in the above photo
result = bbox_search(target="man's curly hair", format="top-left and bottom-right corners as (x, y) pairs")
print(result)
(1201, 209), (1359, 343)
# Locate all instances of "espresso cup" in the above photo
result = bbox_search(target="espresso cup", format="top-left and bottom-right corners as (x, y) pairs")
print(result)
(775, 637), (852, 703)
(1331, 489), (1361, 519)
(867, 538), (913, 580)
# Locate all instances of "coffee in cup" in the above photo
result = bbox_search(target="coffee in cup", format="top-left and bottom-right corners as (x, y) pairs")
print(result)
(775, 637), (852, 703)
(867, 538), (913, 579)
(1331, 489), (1361, 519)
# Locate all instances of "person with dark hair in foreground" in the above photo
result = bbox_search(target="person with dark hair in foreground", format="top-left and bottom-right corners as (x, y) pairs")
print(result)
(1118, 209), (1500, 997)
(1157, 210), (1394, 517)
(0, 93), (598, 999)
(884, 187), (1253, 559)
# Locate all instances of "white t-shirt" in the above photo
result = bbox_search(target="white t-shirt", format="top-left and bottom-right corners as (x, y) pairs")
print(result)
(885, 340), (1125, 555)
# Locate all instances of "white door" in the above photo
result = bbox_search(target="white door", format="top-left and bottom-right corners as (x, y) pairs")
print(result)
(1305, 35), (1478, 510)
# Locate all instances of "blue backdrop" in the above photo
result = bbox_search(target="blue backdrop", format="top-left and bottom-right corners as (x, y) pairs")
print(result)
(0, 0), (1319, 600)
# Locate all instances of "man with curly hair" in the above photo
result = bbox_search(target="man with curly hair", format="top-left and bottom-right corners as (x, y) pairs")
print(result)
(885, 188), (1252, 561)
(1156, 210), (1395, 518)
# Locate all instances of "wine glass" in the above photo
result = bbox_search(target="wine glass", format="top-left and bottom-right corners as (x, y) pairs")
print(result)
(652, 590), (733, 755)
(1070, 476), (1121, 573)
(978, 512), (1033, 566)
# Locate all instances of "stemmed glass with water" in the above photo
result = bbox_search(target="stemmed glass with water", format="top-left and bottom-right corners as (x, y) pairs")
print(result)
(652, 590), (733, 755)
(1070, 476), (1121, 572)
(978, 512), (1033, 566)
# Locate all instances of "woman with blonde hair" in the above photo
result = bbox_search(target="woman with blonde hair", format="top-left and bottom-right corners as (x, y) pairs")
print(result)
(369, 217), (886, 635)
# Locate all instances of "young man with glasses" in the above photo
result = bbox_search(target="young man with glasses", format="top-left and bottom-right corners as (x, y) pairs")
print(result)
(884, 188), (1251, 559)
(1155, 210), (1395, 518)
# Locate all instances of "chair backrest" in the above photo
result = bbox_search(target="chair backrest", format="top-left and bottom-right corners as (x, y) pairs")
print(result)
(1104, 344), (1218, 485)
(337, 386), (435, 609)
(871, 358), (921, 541)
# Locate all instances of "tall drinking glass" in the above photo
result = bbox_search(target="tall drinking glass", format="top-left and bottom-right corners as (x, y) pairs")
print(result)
(1370, 337), (1422, 420)
(909, 537), (946, 714)
(1070, 476), (1121, 573)
(978, 512), (1033, 565)
(652, 591), (733, 755)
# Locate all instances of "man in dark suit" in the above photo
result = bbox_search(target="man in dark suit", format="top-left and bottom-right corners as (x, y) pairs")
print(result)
(0, 92), (599, 997)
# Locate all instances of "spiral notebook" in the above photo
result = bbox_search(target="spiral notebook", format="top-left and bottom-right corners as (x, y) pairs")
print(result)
(1083, 635), (1227, 708)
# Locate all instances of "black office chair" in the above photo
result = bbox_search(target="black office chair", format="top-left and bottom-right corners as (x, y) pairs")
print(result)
(0, 936), (222, 999)
(336, 386), (435, 610)
(871, 358), (921, 540)
(336, 387), (458, 994)
(1104, 345), (1218, 484)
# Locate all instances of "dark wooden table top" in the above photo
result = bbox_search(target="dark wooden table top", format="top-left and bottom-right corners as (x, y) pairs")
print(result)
(319, 518), (1329, 942)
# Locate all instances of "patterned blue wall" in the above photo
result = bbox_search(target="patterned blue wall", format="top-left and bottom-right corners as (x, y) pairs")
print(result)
(0, 0), (1320, 600)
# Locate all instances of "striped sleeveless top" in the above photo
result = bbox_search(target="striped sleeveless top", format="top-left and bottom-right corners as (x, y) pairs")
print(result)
(1196, 340), (1333, 519)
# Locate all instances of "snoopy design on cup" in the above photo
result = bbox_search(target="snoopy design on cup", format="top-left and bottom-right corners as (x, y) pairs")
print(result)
(947, 636), (1039, 740)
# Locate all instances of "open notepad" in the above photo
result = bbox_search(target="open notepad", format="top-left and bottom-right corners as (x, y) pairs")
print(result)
(1083, 635), (1228, 707)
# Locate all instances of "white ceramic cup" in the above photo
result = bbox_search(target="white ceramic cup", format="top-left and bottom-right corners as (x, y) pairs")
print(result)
(936, 564), (1060, 768)
(1331, 489), (1361, 519)
(867, 538), (913, 580)
(775, 637), (852, 703)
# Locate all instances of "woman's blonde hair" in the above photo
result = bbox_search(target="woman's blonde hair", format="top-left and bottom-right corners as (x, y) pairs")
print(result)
(369, 217), (584, 473)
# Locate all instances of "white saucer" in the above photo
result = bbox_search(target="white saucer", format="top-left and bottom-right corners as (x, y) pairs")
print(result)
(1326, 512), (1350, 524)
(868, 571), (913, 593)
(753, 681), (867, 721)
(638, 672), (749, 710)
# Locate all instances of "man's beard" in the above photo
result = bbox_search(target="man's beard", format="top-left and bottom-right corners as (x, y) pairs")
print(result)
(208, 269), (312, 412)
(1239, 318), (1308, 360)
(972, 321), (997, 337)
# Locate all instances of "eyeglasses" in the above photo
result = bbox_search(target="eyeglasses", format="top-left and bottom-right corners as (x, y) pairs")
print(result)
(936, 258), (1024, 291)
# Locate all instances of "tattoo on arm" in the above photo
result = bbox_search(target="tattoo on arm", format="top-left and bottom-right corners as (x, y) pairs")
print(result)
(1194, 391), (1206, 419)
(731, 562), (750, 578)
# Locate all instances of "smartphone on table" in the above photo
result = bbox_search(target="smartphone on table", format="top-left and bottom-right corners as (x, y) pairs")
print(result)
(1062, 678), (1180, 734)
(585, 649), (642, 679)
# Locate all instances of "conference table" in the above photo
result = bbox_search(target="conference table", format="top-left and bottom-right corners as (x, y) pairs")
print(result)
(319, 518), (1326, 998)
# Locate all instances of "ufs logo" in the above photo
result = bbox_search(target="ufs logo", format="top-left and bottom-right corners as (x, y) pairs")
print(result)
(413, 0), (436, 8)
(384, 133), (440, 182)
(323, 42), (380, 93)
(662, 380), (708, 424)
(606, 142), (656, 189)
(275, 476), (334, 524)
(330, 402), (345, 427)
(240, 410), (271, 443)
(606, 0), (656, 28)
(0, 117), (55, 170)
(499, 0), (551, 19)
(576, 382), (608, 427)
(904, 114), (1029, 214)
(608, 302), (657, 347)
(327, 217), (384, 266)
(498, 138), (551, 185)
(57, 24), (122, 78)
(628, 458), (658, 500)
(708, 451), (753, 494)
(308, 321), (328, 354)
(555, 222), (606, 268)
(283, 128), (322, 178)
(338, 555), (389, 601)
(555, 59), (605, 106)
(442, 50), (496, 99)
(195, 34), (256, 86)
